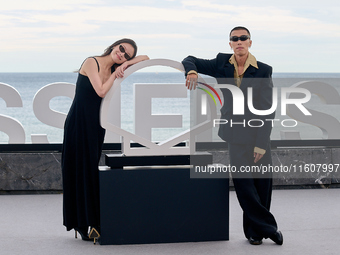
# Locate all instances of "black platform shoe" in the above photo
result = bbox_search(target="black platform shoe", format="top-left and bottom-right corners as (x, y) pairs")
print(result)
(269, 230), (283, 245)
(248, 237), (263, 245)
(74, 227), (92, 241)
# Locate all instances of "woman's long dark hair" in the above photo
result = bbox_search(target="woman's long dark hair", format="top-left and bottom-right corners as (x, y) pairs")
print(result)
(77, 38), (138, 73)
(100, 38), (138, 72)
(102, 38), (137, 58)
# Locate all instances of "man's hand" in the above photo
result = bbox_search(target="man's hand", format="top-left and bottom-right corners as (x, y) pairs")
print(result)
(254, 152), (264, 163)
(185, 73), (198, 90)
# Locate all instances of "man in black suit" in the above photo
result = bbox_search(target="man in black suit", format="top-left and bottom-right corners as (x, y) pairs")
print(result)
(182, 26), (283, 245)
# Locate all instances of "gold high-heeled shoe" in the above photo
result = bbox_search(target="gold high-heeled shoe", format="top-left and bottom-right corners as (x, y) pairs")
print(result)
(89, 227), (100, 245)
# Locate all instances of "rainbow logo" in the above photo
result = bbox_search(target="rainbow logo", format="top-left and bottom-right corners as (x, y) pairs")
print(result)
(197, 82), (222, 106)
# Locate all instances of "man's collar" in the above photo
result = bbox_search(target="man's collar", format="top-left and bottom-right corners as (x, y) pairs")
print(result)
(229, 52), (258, 69)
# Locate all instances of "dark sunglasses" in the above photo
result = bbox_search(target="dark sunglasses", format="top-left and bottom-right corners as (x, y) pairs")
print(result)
(119, 45), (132, 60)
(229, 35), (250, 42)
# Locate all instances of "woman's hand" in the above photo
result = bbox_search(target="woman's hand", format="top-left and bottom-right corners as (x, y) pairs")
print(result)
(115, 62), (129, 78)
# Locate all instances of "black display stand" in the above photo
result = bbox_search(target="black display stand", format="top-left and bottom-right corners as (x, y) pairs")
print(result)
(99, 153), (229, 245)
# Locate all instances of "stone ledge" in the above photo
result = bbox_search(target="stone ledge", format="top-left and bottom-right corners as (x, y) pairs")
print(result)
(209, 148), (340, 187)
(0, 148), (339, 191)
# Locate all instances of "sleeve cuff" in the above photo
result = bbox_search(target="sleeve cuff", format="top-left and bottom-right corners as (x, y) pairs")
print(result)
(254, 147), (266, 155)
(187, 70), (198, 76)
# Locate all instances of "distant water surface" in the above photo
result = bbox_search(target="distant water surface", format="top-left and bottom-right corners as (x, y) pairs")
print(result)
(0, 72), (339, 144)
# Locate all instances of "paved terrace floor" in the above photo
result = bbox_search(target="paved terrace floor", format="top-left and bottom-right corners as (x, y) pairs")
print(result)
(1, 188), (339, 255)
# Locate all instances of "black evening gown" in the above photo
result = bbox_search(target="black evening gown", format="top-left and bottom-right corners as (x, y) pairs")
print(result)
(61, 57), (105, 231)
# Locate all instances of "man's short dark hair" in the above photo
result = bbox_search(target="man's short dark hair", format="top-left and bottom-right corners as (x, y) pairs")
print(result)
(229, 26), (251, 38)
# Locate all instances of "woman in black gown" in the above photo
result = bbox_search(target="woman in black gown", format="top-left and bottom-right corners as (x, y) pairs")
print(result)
(61, 38), (149, 241)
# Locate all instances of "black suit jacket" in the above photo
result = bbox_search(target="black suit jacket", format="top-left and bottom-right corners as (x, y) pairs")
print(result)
(182, 53), (275, 150)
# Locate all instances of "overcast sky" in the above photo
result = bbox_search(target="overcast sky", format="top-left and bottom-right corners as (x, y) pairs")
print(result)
(1, 0), (339, 73)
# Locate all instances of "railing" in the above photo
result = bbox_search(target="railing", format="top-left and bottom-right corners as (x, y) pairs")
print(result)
(1, 140), (339, 153)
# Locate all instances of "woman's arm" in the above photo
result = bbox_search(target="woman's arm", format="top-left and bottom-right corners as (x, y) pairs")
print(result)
(115, 55), (149, 78)
(81, 58), (117, 98)
(81, 55), (149, 98)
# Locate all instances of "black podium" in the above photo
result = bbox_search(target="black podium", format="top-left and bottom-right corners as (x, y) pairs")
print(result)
(99, 153), (229, 245)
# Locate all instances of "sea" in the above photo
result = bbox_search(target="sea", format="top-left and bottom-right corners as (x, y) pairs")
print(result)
(1, 72), (340, 144)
